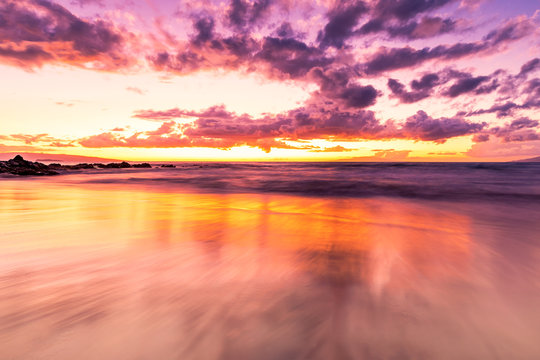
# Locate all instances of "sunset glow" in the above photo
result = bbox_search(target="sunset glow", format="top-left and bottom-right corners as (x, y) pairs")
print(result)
(1, 0), (538, 161)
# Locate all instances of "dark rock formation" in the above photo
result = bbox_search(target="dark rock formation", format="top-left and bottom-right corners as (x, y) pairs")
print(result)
(0, 155), (59, 176)
(0, 155), (158, 176)
(49, 163), (96, 170)
(133, 163), (152, 168)
(95, 161), (132, 169)
(160, 164), (176, 168)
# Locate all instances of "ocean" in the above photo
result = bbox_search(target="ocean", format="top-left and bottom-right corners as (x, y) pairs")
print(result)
(1, 162), (540, 359)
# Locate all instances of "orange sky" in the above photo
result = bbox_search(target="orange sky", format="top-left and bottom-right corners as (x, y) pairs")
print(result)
(0, 0), (539, 161)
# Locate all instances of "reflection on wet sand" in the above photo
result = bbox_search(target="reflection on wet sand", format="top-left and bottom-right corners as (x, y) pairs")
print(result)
(1, 179), (540, 359)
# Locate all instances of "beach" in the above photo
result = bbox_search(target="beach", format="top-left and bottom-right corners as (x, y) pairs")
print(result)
(1, 163), (540, 359)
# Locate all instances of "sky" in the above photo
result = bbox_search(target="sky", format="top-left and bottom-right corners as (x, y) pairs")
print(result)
(0, 0), (539, 161)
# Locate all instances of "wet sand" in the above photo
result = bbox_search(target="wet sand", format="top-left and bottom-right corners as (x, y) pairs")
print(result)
(1, 174), (540, 359)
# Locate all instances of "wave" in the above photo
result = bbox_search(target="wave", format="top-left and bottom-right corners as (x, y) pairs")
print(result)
(71, 162), (540, 201)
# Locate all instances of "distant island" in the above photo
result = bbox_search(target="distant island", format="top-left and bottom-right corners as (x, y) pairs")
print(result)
(514, 156), (540, 162)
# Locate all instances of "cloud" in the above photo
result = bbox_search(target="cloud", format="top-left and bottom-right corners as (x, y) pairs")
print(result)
(443, 75), (489, 97)
(0, 45), (53, 68)
(146, 121), (177, 136)
(343, 149), (412, 161)
(192, 16), (215, 45)
(256, 37), (333, 78)
(373, 0), (456, 21)
(518, 58), (540, 77)
(126, 86), (146, 95)
(468, 138), (540, 159)
(70, 0), (104, 7)
(483, 15), (536, 46)
(0, 0), (131, 69)
(309, 67), (380, 108)
(77, 104), (486, 152)
(9, 133), (51, 144)
(467, 99), (540, 118)
(309, 145), (357, 152)
(318, 1), (368, 49)
(133, 105), (236, 121)
(472, 117), (540, 143)
(363, 16), (535, 74)
(400, 110), (485, 143)
(387, 78), (431, 103)
(385, 16), (457, 39)
(2, 133), (76, 147)
(227, 0), (273, 31)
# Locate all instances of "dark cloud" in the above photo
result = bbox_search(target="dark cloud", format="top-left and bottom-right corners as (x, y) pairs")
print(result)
(338, 85), (379, 108)
(149, 32), (259, 75)
(363, 16), (534, 74)
(309, 67), (379, 108)
(0, 0), (128, 69)
(387, 78), (431, 103)
(364, 43), (484, 74)
(443, 76), (489, 97)
(228, 0), (249, 29)
(468, 97), (540, 118)
(373, 0), (456, 21)
(357, 18), (385, 34)
(401, 110), (485, 142)
(472, 133), (490, 142)
(483, 16), (536, 46)
(227, 0), (273, 30)
(518, 58), (540, 77)
(0, 44), (53, 67)
(509, 117), (539, 130)
(318, 1), (368, 49)
(411, 73), (440, 90)
(473, 78), (499, 94)
(274, 22), (295, 38)
(388, 68), (500, 103)
(256, 37), (333, 78)
(192, 16), (215, 45)
(133, 105), (239, 121)
(473, 117), (540, 143)
(124, 104), (487, 152)
(386, 16), (457, 39)
(522, 78), (540, 103)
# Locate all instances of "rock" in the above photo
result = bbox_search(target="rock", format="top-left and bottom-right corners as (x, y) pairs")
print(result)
(0, 155), (59, 176)
(160, 164), (176, 168)
(0, 156), (157, 176)
(101, 161), (132, 168)
(70, 163), (95, 170)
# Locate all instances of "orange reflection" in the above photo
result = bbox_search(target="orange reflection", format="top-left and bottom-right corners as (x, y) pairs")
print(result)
(3, 178), (540, 360)
(0, 179), (471, 293)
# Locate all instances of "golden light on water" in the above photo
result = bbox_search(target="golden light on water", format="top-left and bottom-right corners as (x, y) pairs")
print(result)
(4, 175), (539, 359)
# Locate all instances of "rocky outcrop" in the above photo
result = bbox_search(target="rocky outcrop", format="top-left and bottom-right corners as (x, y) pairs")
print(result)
(0, 155), (59, 176)
(49, 163), (96, 170)
(95, 161), (132, 169)
(0, 155), (157, 176)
